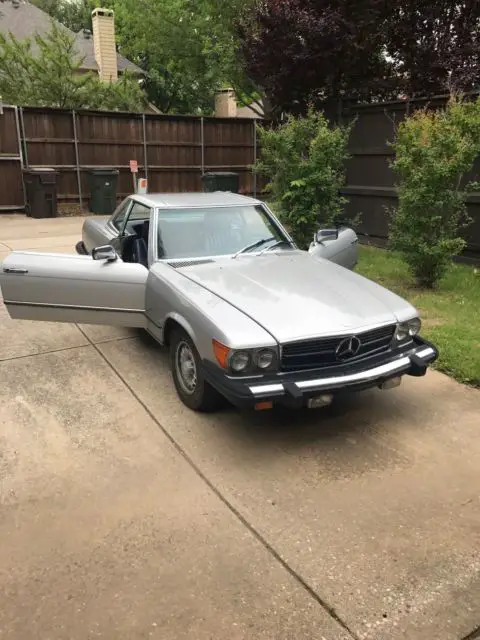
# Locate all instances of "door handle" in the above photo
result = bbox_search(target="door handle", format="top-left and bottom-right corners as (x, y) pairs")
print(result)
(3, 267), (29, 274)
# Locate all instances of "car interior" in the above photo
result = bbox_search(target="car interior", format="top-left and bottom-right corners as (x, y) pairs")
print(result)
(116, 203), (282, 266)
(121, 210), (245, 265)
(121, 219), (150, 267)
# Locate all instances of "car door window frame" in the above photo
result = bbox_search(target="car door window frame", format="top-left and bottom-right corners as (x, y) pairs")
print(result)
(124, 201), (151, 226)
(118, 202), (154, 267)
(110, 197), (133, 233)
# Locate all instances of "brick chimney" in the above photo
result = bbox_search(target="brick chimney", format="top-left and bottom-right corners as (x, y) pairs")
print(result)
(215, 89), (237, 118)
(92, 8), (118, 83)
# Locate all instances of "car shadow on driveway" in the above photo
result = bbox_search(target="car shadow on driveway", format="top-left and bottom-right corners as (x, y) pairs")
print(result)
(132, 327), (414, 472)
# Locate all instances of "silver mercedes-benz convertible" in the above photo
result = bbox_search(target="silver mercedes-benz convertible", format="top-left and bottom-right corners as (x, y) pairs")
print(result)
(0, 192), (438, 412)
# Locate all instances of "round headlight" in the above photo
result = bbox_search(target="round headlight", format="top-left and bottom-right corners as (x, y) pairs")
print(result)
(256, 349), (276, 370)
(395, 322), (409, 341)
(230, 351), (250, 372)
(407, 317), (421, 336)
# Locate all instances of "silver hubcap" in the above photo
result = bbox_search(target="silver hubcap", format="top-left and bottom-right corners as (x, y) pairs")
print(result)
(175, 341), (197, 395)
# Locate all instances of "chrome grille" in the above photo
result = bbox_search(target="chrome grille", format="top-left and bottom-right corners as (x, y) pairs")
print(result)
(281, 325), (397, 372)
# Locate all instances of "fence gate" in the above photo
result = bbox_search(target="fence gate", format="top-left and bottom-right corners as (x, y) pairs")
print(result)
(0, 106), (24, 211)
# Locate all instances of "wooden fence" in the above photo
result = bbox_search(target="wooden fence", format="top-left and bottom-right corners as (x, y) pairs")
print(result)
(1, 98), (479, 258)
(334, 93), (480, 260)
(0, 105), (258, 212)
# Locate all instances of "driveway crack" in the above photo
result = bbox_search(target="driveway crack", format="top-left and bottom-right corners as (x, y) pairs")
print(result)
(76, 324), (360, 640)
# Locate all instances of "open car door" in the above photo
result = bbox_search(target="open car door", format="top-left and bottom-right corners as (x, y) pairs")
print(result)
(308, 226), (358, 270)
(0, 251), (147, 327)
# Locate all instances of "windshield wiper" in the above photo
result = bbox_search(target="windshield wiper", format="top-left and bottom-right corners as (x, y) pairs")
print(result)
(232, 236), (275, 258)
(258, 239), (293, 254)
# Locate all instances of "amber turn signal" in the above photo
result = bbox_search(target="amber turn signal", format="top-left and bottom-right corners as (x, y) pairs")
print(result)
(212, 339), (230, 369)
(254, 401), (273, 411)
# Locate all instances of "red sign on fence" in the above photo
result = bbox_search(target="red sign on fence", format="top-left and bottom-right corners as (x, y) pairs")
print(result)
(129, 159), (138, 173)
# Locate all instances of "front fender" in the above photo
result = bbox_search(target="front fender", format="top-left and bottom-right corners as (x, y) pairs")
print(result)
(82, 217), (112, 253)
(146, 263), (277, 363)
(162, 311), (197, 345)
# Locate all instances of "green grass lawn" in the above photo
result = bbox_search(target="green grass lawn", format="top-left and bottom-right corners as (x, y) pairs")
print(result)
(356, 245), (480, 388)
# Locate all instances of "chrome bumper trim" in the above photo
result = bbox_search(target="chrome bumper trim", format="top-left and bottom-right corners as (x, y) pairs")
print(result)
(249, 347), (436, 397)
(295, 356), (410, 390)
(415, 347), (435, 359)
(249, 383), (284, 395)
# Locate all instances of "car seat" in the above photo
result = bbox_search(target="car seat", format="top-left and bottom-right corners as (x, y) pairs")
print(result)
(131, 220), (149, 267)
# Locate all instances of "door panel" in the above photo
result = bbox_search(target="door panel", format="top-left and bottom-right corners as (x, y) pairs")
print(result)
(1, 251), (147, 327)
(308, 227), (358, 269)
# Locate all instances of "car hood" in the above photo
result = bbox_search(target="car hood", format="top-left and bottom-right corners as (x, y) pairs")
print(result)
(176, 251), (417, 343)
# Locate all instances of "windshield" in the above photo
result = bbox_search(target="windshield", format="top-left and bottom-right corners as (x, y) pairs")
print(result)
(156, 205), (290, 259)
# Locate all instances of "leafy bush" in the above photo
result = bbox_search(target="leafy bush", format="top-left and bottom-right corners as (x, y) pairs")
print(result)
(390, 97), (480, 288)
(255, 110), (351, 248)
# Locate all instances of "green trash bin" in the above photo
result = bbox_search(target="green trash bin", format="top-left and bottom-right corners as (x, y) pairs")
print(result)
(202, 171), (239, 193)
(23, 168), (58, 218)
(88, 168), (119, 214)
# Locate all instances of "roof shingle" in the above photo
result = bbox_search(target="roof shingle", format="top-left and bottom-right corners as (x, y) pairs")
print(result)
(0, 0), (143, 74)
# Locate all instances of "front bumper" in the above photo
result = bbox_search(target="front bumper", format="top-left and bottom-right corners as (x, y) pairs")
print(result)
(203, 337), (438, 409)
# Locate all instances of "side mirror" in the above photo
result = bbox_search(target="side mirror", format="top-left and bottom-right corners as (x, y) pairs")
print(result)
(92, 245), (117, 262)
(315, 228), (339, 243)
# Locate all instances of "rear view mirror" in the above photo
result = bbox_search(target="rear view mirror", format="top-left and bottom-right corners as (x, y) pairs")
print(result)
(92, 245), (117, 262)
(316, 228), (338, 243)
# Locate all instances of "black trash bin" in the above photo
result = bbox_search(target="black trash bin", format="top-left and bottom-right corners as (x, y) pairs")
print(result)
(23, 168), (58, 218)
(202, 171), (239, 193)
(88, 168), (119, 215)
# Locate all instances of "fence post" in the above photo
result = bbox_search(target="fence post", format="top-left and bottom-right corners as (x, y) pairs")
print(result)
(200, 116), (205, 177)
(252, 119), (257, 198)
(19, 107), (28, 168)
(14, 106), (24, 170)
(14, 106), (27, 209)
(72, 110), (83, 210)
(142, 113), (148, 181)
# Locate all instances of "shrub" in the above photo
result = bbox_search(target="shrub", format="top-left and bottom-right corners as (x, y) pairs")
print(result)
(390, 96), (480, 288)
(255, 110), (351, 248)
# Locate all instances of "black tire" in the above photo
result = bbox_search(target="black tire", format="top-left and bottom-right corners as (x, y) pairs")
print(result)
(169, 328), (223, 412)
(75, 240), (88, 255)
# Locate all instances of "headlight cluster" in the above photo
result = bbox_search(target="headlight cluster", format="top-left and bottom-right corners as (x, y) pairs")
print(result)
(395, 317), (421, 341)
(213, 340), (278, 375)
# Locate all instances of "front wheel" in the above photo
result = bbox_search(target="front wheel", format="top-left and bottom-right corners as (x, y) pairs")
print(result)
(169, 329), (223, 412)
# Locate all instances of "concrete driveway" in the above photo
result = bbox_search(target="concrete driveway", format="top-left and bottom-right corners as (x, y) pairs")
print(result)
(0, 215), (479, 640)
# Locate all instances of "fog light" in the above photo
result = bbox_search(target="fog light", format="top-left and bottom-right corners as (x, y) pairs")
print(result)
(307, 394), (333, 409)
(379, 376), (402, 390)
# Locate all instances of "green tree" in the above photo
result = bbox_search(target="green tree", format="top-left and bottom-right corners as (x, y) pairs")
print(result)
(255, 110), (352, 248)
(30, 0), (94, 33)
(27, 0), (259, 115)
(104, 0), (258, 114)
(0, 22), (145, 111)
(390, 96), (480, 288)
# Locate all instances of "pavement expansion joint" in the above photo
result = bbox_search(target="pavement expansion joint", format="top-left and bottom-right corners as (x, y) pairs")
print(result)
(75, 325), (361, 640)
(0, 334), (135, 363)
